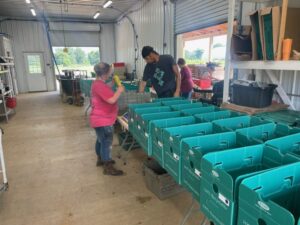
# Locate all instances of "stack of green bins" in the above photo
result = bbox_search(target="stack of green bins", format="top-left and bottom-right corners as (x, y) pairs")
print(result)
(200, 143), (300, 225)
(170, 102), (208, 111)
(163, 122), (214, 184)
(136, 111), (182, 155)
(238, 162), (300, 225)
(194, 110), (243, 123)
(128, 102), (162, 131)
(132, 106), (171, 140)
(181, 132), (240, 200)
(163, 110), (241, 184)
(181, 106), (219, 116)
(150, 116), (196, 166)
(152, 97), (184, 103)
(263, 133), (300, 166)
(161, 100), (192, 106)
(213, 115), (270, 133)
(236, 123), (300, 146)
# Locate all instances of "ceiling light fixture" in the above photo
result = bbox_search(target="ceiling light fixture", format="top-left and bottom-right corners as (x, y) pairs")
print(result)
(30, 8), (36, 16)
(25, 0), (31, 4)
(93, 11), (100, 19)
(103, 0), (113, 8)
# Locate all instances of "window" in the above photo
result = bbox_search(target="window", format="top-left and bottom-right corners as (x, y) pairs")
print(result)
(52, 47), (100, 76)
(27, 55), (42, 74)
(177, 23), (228, 79)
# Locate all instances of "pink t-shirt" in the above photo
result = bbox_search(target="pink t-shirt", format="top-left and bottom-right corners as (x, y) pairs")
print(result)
(90, 80), (118, 128)
(180, 66), (194, 93)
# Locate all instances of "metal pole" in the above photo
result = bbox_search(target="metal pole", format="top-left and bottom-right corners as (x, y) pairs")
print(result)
(223, 0), (236, 103)
(0, 129), (8, 187)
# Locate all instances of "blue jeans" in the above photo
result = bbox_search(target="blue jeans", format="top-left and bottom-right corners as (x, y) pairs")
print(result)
(94, 126), (114, 162)
(181, 91), (193, 99)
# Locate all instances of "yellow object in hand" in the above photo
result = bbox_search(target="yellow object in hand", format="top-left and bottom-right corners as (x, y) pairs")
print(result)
(113, 75), (122, 87)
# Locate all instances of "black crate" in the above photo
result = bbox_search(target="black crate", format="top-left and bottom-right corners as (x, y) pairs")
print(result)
(231, 81), (277, 108)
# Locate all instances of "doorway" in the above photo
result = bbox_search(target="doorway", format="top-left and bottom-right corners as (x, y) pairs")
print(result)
(24, 53), (47, 92)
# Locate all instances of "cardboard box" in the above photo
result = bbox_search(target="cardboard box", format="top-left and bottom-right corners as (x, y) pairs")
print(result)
(249, 10), (264, 60)
(285, 8), (300, 53)
(261, 6), (281, 60)
(231, 25), (252, 61)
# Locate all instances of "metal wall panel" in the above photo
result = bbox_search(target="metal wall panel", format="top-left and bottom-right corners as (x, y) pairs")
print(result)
(115, 0), (174, 78)
(0, 21), (116, 93)
(175, 0), (238, 34)
(0, 20), (56, 93)
(100, 24), (116, 64)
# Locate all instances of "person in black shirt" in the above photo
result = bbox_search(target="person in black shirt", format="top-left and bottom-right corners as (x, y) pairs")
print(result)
(139, 46), (181, 98)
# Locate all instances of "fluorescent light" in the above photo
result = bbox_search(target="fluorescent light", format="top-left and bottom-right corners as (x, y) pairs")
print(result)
(103, 0), (113, 8)
(93, 11), (100, 19)
(30, 8), (36, 16)
(25, 0), (31, 4)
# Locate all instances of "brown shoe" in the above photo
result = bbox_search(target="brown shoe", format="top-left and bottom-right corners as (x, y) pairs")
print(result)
(103, 162), (124, 176)
(97, 157), (116, 167)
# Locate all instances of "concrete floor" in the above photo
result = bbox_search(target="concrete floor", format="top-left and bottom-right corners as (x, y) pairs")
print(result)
(0, 92), (204, 225)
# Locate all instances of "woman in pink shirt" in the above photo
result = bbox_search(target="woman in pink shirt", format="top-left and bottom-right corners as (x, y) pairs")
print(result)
(90, 62), (124, 176)
(177, 58), (194, 99)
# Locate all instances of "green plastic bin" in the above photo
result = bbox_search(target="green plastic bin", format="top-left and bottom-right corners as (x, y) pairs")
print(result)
(181, 106), (218, 116)
(181, 132), (238, 199)
(128, 102), (162, 129)
(263, 133), (300, 167)
(194, 110), (243, 123)
(213, 116), (270, 133)
(163, 122), (214, 184)
(170, 102), (206, 111)
(161, 100), (192, 106)
(152, 97), (184, 102)
(136, 111), (182, 155)
(129, 106), (171, 140)
(236, 123), (300, 146)
(150, 116), (196, 166)
(200, 144), (300, 225)
(257, 109), (300, 127)
(238, 162), (300, 225)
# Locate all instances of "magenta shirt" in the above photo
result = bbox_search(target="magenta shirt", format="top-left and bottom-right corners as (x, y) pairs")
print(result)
(180, 66), (194, 93)
(90, 80), (118, 128)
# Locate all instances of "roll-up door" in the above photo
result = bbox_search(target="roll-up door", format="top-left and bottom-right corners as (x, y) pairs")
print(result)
(175, 0), (239, 34)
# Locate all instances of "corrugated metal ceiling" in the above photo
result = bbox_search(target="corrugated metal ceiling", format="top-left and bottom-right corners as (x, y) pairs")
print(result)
(0, 0), (140, 22)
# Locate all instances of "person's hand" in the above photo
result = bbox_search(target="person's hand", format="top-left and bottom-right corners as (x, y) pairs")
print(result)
(117, 85), (125, 93)
(174, 90), (180, 97)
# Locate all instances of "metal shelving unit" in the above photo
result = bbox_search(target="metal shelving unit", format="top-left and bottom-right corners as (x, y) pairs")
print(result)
(0, 60), (16, 122)
(223, 0), (300, 110)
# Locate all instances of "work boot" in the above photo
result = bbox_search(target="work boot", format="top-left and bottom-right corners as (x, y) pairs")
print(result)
(96, 157), (115, 167)
(103, 162), (124, 176)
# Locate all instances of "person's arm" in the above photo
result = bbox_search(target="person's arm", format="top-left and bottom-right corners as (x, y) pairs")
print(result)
(139, 81), (147, 93)
(172, 65), (181, 97)
(139, 65), (150, 93)
(106, 86), (125, 104)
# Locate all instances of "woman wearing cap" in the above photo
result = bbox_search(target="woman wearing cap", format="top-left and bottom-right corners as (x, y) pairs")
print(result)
(90, 62), (125, 176)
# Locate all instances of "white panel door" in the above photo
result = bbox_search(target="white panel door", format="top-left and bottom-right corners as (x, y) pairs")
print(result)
(24, 53), (47, 92)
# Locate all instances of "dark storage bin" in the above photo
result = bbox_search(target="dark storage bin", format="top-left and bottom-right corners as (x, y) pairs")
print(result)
(142, 159), (184, 200)
(231, 80), (277, 108)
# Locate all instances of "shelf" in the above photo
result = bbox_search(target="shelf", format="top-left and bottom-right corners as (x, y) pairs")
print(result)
(0, 89), (12, 96)
(0, 63), (14, 66)
(231, 60), (300, 71)
(0, 70), (9, 74)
